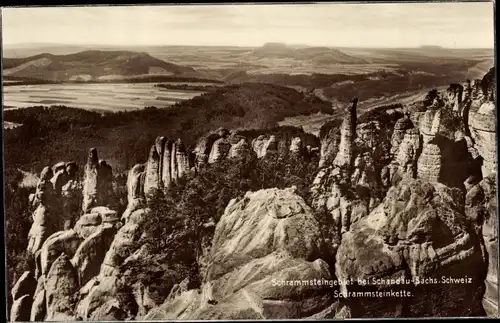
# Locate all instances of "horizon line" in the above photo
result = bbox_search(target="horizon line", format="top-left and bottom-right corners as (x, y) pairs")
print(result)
(2, 42), (495, 50)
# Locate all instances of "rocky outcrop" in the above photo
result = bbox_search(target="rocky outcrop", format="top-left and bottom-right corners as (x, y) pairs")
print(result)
(333, 98), (357, 169)
(390, 116), (414, 156)
(209, 137), (232, 163)
(469, 101), (496, 178)
(27, 167), (58, 258)
(10, 294), (33, 321)
(145, 187), (338, 320)
(228, 138), (252, 159)
(82, 149), (114, 212)
(131, 136), (191, 199)
(465, 174), (498, 316)
(40, 230), (83, 277)
(252, 135), (279, 158)
(45, 254), (79, 320)
(71, 224), (118, 286)
(319, 126), (341, 168)
(10, 271), (37, 321)
(143, 146), (161, 198)
(416, 106), (442, 182)
(336, 178), (486, 317)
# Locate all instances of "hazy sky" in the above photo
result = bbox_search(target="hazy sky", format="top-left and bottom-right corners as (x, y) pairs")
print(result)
(1, 2), (495, 48)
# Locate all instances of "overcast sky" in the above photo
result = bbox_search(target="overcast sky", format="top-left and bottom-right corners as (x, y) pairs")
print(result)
(1, 2), (495, 48)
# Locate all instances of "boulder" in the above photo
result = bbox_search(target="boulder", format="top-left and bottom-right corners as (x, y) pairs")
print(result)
(74, 213), (102, 239)
(40, 230), (83, 276)
(10, 294), (32, 322)
(209, 137), (232, 164)
(45, 254), (79, 320)
(71, 224), (118, 286)
(208, 187), (324, 280)
(11, 270), (37, 300)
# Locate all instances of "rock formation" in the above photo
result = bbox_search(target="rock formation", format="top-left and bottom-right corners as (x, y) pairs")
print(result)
(8, 68), (498, 321)
(82, 149), (114, 212)
(144, 187), (338, 320)
(336, 178), (486, 317)
(333, 98), (357, 169)
(469, 100), (496, 178)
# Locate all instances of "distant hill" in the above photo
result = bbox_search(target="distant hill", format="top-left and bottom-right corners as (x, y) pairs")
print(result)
(3, 50), (201, 82)
(340, 47), (493, 64)
(248, 43), (367, 64)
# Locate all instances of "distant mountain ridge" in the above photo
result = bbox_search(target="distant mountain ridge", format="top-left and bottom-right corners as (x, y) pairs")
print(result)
(3, 50), (200, 82)
(248, 43), (367, 64)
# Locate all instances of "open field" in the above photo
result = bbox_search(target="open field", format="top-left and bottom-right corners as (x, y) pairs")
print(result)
(3, 82), (209, 111)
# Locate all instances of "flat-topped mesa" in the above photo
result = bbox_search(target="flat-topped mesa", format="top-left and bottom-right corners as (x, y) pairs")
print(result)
(82, 149), (113, 213)
(333, 97), (358, 170)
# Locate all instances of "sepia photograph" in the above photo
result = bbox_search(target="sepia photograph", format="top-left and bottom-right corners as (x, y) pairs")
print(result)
(1, 1), (497, 320)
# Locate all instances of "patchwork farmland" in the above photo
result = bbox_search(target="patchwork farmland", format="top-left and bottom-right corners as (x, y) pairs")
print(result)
(2, 82), (210, 112)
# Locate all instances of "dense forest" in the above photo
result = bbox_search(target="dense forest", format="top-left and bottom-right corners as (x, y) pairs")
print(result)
(3, 83), (331, 175)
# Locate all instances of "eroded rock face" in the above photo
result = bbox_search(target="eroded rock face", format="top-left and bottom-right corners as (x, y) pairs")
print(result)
(391, 117), (414, 156)
(146, 187), (336, 320)
(336, 178), (486, 317)
(71, 224), (118, 286)
(417, 107), (442, 182)
(209, 138), (232, 164)
(466, 174), (498, 316)
(82, 149), (114, 212)
(469, 101), (496, 178)
(10, 294), (32, 322)
(40, 230), (84, 277)
(208, 187), (325, 280)
(11, 271), (37, 300)
(333, 99), (358, 169)
(319, 126), (341, 168)
(228, 138), (252, 159)
(143, 146), (161, 198)
(45, 254), (79, 320)
(27, 167), (58, 257)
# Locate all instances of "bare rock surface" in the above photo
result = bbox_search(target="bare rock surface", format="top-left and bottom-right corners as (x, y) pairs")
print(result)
(45, 254), (79, 320)
(336, 178), (486, 317)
